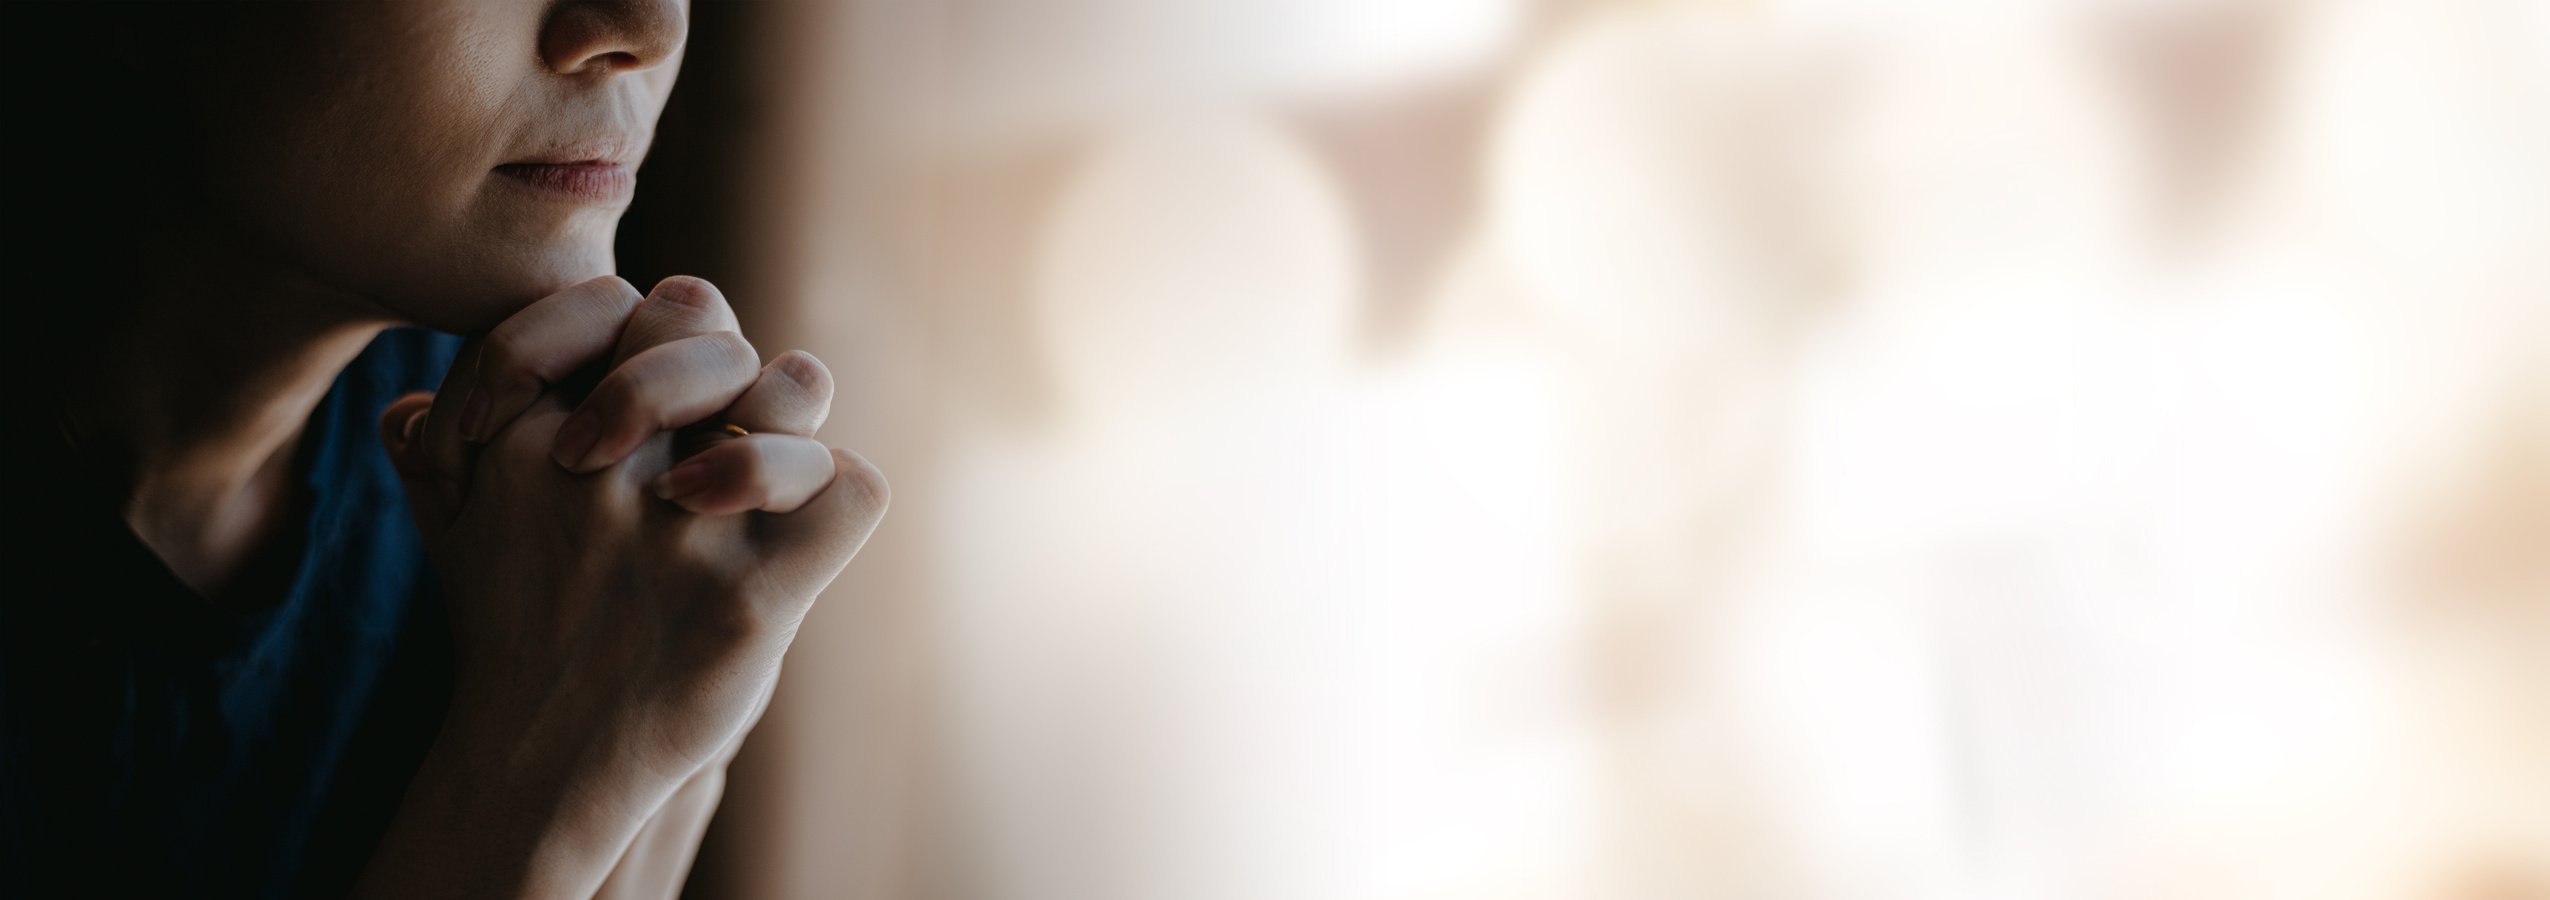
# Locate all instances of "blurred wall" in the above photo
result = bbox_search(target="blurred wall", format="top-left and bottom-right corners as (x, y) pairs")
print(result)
(670, 1), (2550, 898)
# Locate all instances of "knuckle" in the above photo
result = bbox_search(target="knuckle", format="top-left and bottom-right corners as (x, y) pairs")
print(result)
(479, 321), (558, 388)
(581, 472), (642, 521)
(621, 278), (734, 347)
(733, 479), (774, 512)
(834, 450), (891, 516)
(483, 358), (544, 398)
(648, 275), (727, 312)
(689, 589), (771, 647)
(578, 273), (640, 302)
(770, 350), (833, 397)
(474, 333), (530, 388)
(588, 370), (657, 428)
(571, 276), (645, 327)
(701, 330), (760, 375)
(725, 441), (772, 486)
(618, 340), (729, 423)
(494, 413), (565, 466)
(477, 325), (523, 369)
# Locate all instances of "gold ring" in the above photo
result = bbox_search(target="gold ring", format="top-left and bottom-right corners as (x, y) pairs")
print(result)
(722, 422), (751, 438)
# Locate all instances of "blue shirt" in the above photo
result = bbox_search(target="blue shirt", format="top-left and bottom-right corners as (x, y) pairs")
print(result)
(4, 327), (464, 898)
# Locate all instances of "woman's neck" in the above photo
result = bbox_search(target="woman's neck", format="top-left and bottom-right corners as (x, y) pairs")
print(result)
(59, 229), (398, 603)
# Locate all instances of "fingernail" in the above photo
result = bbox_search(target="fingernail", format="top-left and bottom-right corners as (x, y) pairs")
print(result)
(458, 386), (492, 442)
(552, 410), (602, 471)
(651, 460), (712, 501)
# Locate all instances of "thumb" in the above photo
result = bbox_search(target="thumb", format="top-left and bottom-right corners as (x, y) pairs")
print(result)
(379, 390), (457, 549)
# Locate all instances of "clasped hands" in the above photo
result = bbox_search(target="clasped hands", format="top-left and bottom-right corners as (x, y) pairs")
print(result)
(373, 275), (886, 850)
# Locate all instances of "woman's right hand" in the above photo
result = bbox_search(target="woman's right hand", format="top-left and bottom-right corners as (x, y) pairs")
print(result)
(363, 275), (888, 898)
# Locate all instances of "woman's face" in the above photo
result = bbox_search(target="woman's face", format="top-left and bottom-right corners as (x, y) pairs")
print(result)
(188, 1), (688, 334)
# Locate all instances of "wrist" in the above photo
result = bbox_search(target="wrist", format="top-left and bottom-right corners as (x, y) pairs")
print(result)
(355, 705), (687, 899)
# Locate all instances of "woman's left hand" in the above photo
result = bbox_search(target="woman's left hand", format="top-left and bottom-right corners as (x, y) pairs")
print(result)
(387, 273), (846, 522)
(371, 273), (876, 900)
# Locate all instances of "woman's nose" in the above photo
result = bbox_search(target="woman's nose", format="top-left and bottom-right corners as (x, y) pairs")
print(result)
(540, 0), (687, 76)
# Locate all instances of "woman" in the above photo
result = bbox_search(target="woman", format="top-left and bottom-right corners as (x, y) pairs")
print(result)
(0, 3), (889, 897)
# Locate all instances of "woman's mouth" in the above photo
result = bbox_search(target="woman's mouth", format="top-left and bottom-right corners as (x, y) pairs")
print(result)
(493, 162), (635, 204)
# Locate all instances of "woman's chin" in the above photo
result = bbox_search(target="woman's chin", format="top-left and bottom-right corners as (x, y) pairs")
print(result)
(385, 255), (620, 336)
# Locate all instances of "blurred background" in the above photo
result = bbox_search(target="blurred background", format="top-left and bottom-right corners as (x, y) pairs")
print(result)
(621, 1), (2550, 897)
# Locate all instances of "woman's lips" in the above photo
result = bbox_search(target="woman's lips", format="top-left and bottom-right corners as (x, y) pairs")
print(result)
(493, 162), (634, 204)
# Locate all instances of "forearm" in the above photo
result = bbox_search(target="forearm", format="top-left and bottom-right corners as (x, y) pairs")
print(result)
(594, 762), (729, 900)
(593, 684), (771, 899)
(353, 713), (685, 900)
